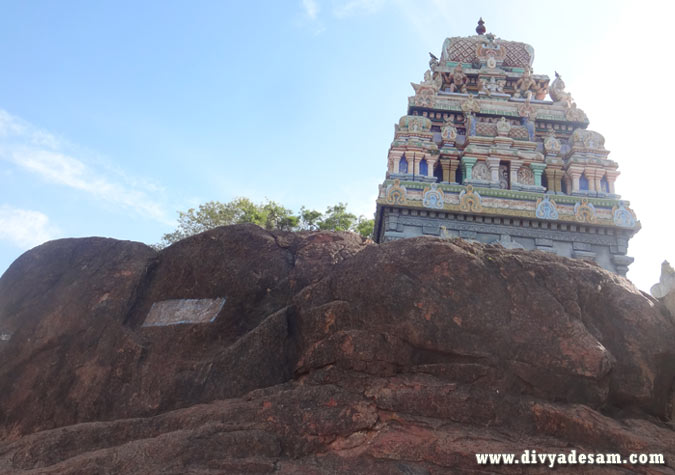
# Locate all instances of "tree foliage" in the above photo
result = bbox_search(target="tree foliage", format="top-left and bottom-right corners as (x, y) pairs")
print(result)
(355, 215), (375, 238)
(158, 198), (374, 247)
(318, 203), (356, 232)
(299, 207), (323, 231)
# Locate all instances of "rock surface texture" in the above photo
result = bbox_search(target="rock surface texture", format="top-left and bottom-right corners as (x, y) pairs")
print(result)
(652, 261), (675, 318)
(0, 224), (674, 474)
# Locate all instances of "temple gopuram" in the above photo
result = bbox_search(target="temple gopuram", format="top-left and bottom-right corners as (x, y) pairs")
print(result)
(373, 19), (639, 275)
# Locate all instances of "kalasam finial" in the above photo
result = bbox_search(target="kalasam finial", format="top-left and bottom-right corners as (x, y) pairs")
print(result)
(476, 17), (486, 35)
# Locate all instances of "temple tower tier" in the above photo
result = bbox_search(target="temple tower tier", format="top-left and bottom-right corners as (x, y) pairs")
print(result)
(374, 20), (639, 275)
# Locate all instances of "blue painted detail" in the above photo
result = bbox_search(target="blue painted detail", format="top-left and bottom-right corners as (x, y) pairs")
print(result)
(419, 159), (428, 176)
(422, 184), (444, 209)
(574, 200), (596, 218)
(433, 162), (443, 182)
(399, 156), (408, 174)
(613, 202), (636, 227)
(579, 174), (589, 191)
(600, 175), (609, 193)
(521, 118), (535, 141)
(535, 195), (559, 220)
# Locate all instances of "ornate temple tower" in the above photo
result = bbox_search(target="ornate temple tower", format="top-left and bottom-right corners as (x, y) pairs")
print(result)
(373, 21), (639, 275)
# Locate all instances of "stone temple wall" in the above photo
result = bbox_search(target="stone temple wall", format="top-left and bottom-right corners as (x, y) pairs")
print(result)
(378, 206), (635, 275)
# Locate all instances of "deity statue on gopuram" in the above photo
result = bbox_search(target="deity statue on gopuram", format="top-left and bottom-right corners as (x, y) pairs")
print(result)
(374, 19), (639, 275)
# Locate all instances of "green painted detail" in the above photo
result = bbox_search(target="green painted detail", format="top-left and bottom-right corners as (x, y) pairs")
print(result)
(482, 109), (519, 117)
(544, 195), (622, 207)
(472, 187), (545, 201)
(536, 115), (581, 124)
(390, 180), (461, 193)
(410, 103), (463, 112)
(398, 182), (426, 191)
(384, 179), (623, 207)
(529, 163), (546, 187)
(461, 157), (477, 181)
(432, 103), (463, 111)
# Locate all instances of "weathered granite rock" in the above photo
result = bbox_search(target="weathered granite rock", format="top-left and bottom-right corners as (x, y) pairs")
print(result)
(652, 260), (675, 317)
(0, 224), (673, 473)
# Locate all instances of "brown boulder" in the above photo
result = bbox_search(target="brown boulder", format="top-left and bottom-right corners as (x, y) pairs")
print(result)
(0, 237), (156, 438)
(0, 225), (673, 473)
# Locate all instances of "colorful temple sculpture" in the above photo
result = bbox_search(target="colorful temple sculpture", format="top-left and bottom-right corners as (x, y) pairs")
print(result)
(374, 20), (639, 275)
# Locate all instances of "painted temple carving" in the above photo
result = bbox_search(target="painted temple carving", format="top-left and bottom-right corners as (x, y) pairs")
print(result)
(374, 20), (639, 275)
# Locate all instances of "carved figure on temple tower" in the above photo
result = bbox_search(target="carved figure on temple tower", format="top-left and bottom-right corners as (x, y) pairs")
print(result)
(496, 117), (512, 136)
(478, 78), (486, 95)
(570, 129), (605, 150)
(421, 69), (442, 91)
(411, 67), (442, 106)
(534, 79), (549, 100)
(544, 133), (562, 155)
(517, 95), (534, 119)
(445, 63), (468, 93)
(460, 95), (481, 115)
(499, 165), (509, 189)
(479, 76), (505, 96)
(518, 167), (535, 185)
(514, 66), (537, 99)
(550, 71), (573, 106)
(441, 117), (457, 143)
(565, 102), (588, 122)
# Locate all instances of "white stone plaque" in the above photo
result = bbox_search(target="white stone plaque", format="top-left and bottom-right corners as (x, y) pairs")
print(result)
(142, 298), (226, 327)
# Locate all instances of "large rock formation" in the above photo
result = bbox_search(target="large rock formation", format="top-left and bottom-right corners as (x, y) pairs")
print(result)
(0, 224), (673, 473)
(652, 261), (675, 317)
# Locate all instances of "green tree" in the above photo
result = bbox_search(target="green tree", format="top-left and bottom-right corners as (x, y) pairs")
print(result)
(318, 203), (357, 232)
(159, 200), (244, 246)
(157, 198), (373, 248)
(355, 216), (374, 239)
(261, 201), (298, 231)
(299, 207), (323, 231)
(159, 198), (296, 247)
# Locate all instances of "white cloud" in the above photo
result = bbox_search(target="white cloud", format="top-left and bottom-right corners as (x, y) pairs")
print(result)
(0, 110), (26, 137)
(0, 109), (63, 149)
(332, 0), (385, 18)
(298, 0), (386, 33)
(0, 109), (172, 225)
(302, 0), (320, 20)
(299, 0), (326, 34)
(0, 205), (60, 249)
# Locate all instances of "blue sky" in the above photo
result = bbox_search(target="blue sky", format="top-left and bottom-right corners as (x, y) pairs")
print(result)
(1, 0), (673, 292)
